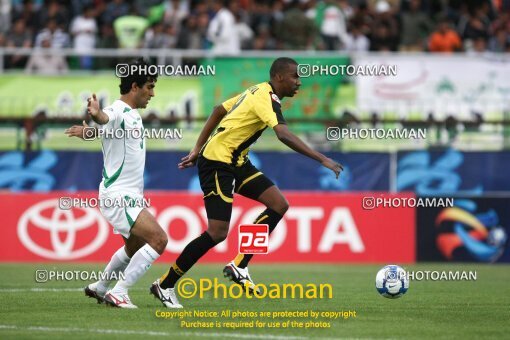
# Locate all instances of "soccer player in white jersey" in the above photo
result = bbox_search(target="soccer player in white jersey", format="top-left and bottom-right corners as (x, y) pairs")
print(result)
(65, 58), (182, 309)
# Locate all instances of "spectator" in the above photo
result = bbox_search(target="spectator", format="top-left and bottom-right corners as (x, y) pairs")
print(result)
(34, 19), (70, 48)
(95, 23), (117, 69)
(370, 0), (399, 51)
(459, 9), (490, 51)
(251, 23), (277, 50)
(490, 12), (510, 35)
(5, 0), (510, 56)
(370, 23), (396, 51)
(339, 0), (354, 21)
(102, 0), (129, 25)
(471, 36), (488, 54)
(37, 0), (69, 31)
(207, 0), (239, 55)
(268, 0), (285, 45)
(489, 28), (509, 52)
(25, 37), (68, 74)
(5, 19), (32, 68)
(70, 0), (95, 18)
(350, 2), (374, 36)
(97, 23), (117, 49)
(399, 0), (433, 51)
(0, 0), (11, 33)
(249, 0), (273, 36)
(12, 0), (39, 33)
(176, 14), (209, 49)
(70, 5), (97, 69)
(234, 10), (254, 50)
(113, 8), (149, 48)
(368, 0), (400, 12)
(313, 0), (348, 50)
(144, 22), (176, 49)
(161, 0), (188, 33)
(135, 0), (165, 17)
(276, 0), (316, 50)
(344, 24), (370, 52)
(428, 18), (462, 53)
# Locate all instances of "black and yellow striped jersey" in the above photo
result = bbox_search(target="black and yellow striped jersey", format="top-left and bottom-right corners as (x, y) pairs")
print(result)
(201, 82), (286, 167)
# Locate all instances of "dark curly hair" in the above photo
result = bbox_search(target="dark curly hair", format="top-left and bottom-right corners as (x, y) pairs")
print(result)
(119, 58), (158, 95)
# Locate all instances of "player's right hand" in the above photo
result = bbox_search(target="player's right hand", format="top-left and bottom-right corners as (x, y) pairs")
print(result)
(65, 120), (89, 139)
(178, 149), (199, 169)
(87, 93), (100, 117)
(321, 158), (343, 179)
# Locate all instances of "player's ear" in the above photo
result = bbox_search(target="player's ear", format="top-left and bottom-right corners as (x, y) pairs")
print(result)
(130, 82), (139, 93)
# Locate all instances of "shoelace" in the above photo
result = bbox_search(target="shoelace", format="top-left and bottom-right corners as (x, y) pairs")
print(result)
(114, 293), (132, 305)
(124, 294), (133, 303)
(160, 286), (180, 304)
(168, 289), (181, 304)
(239, 268), (255, 285)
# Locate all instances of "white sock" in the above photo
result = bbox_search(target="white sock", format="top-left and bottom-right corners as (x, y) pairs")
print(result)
(111, 244), (160, 294)
(96, 247), (130, 293)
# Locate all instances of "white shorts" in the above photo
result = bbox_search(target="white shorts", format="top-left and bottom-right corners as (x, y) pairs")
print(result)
(98, 189), (145, 238)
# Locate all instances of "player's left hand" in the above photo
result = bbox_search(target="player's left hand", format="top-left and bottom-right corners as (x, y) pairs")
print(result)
(65, 120), (89, 139)
(178, 149), (199, 169)
(321, 158), (343, 179)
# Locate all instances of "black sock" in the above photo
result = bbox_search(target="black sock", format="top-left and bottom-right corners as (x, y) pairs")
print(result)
(160, 231), (217, 288)
(236, 208), (283, 268)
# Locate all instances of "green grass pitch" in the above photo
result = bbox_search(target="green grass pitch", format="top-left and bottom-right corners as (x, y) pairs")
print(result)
(0, 263), (508, 339)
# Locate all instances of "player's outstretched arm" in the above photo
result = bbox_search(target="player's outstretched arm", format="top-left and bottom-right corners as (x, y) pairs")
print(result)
(64, 120), (96, 139)
(178, 105), (228, 169)
(274, 124), (343, 179)
(87, 93), (109, 125)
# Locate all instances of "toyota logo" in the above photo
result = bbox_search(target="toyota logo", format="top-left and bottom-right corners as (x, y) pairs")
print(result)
(17, 199), (109, 260)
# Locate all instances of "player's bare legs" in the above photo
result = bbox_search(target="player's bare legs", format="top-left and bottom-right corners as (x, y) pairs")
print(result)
(104, 209), (168, 308)
(205, 219), (231, 242)
(123, 234), (147, 257)
(236, 186), (289, 268)
(225, 185), (289, 291)
(152, 219), (227, 308)
(158, 219), (228, 288)
(84, 234), (146, 303)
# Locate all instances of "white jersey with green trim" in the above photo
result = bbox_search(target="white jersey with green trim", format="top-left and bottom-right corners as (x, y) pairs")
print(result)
(99, 99), (145, 195)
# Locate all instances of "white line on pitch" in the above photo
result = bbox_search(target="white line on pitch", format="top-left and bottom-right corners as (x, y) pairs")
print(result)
(0, 325), (169, 337)
(0, 325), (308, 339)
(188, 332), (307, 339)
(0, 287), (147, 293)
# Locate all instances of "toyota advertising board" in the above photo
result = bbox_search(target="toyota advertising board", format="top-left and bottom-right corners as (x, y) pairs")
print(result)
(0, 192), (415, 263)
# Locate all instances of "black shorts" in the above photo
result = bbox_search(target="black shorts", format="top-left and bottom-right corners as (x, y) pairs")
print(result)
(197, 155), (274, 221)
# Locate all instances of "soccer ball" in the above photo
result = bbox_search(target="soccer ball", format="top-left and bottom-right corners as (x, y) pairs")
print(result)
(375, 265), (409, 299)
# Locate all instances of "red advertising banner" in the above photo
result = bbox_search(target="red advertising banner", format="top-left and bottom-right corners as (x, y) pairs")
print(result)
(0, 192), (415, 263)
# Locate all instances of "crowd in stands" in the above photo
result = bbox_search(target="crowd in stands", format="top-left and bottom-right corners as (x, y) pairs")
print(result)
(0, 0), (509, 71)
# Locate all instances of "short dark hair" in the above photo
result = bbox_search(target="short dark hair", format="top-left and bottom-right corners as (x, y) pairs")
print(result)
(119, 58), (158, 95)
(269, 57), (298, 78)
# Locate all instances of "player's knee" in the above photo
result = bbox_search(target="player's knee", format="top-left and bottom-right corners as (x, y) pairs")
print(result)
(207, 229), (228, 243)
(151, 230), (168, 254)
(280, 199), (290, 214)
(271, 198), (289, 215)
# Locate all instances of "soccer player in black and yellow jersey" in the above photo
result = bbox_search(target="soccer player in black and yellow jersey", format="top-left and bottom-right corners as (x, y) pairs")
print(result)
(150, 57), (343, 308)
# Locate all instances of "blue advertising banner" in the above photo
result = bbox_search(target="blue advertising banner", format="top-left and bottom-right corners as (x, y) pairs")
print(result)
(416, 196), (509, 263)
(0, 151), (390, 192)
(397, 149), (510, 195)
(4, 149), (508, 194)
